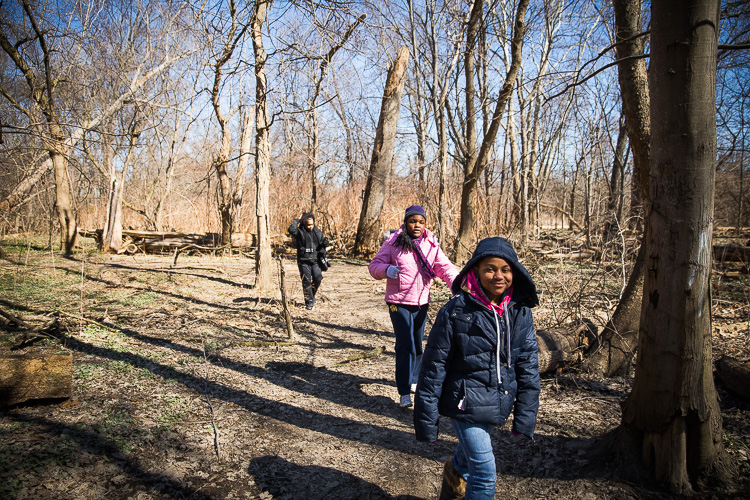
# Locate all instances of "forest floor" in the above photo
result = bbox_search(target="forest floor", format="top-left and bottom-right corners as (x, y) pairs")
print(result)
(0, 238), (749, 499)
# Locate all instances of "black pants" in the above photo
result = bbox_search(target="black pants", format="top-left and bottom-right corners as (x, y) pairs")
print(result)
(298, 261), (323, 307)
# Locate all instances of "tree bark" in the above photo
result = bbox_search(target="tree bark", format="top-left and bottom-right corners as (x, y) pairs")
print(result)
(621, 0), (734, 492)
(353, 46), (410, 256)
(252, 0), (273, 290)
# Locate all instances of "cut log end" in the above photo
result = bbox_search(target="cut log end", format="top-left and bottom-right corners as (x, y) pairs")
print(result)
(0, 351), (73, 407)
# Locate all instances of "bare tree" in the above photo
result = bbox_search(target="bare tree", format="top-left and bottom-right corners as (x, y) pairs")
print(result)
(454, 0), (529, 263)
(0, 1), (79, 253)
(252, 0), (273, 290)
(583, 0), (650, 376)
(353, 46), (410, 256)
(0, 0), (193, 250)
(306, 13), (366, 214)
(207, 0), (252, 246)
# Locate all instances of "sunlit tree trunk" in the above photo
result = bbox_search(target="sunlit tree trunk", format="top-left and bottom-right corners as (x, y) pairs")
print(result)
(252, 0), (273, 290)
(235, 104), (255, 230)
(102, 115), (142, 253)
(354, 47), (410, 255)
(620, 0), (734, 492)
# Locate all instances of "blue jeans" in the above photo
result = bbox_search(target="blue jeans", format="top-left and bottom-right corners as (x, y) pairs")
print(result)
(387, 303), (428, 396)
(451, 420), (496, 499)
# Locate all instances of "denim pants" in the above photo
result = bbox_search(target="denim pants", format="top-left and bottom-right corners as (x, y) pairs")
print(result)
(298, 262), (322, 307)
(451, 420), (496, 499)
(387, 302), (428, 396)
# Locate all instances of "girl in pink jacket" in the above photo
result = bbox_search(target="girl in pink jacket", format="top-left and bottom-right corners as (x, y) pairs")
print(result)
(369, 205), (458, 408)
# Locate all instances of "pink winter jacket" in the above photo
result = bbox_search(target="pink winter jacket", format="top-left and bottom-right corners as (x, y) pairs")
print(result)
(368, 228), (458, 306)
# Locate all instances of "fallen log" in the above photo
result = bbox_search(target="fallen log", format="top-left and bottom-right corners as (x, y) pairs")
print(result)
(0, 351), (73, 407)
(537, 324), (590, 374)
(713, 245), (750, 263)
(715, 355), (750, 399)
(78, 228), (292, 253)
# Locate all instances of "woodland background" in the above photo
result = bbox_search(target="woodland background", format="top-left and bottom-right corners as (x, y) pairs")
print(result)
(0, 0), (747, 256)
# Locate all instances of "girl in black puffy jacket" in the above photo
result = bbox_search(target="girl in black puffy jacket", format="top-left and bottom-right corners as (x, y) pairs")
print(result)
(413, 237), (540, 500)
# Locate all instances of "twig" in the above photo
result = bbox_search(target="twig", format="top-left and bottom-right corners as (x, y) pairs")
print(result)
(57, 310), (115, 331)
(278, 256), (295, 340)
(201, 339), (221, 460)
(232, 340), (296, 348)
(328, 346), (386, 368)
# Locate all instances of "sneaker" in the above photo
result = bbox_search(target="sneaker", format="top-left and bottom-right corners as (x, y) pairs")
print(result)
(399, 394), (413, 408)
(410, 383), (417, 393)
(305, 304), (313, 310)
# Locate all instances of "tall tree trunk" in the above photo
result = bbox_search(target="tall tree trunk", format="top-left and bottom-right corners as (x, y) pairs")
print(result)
(583, 0), (651, 376)
(454, 0), (529, 263)
(209, 0), (249, 247)
(252, 0), (273, 290)
(603, 114), (628, 242)
(235, 104), (254, 230)
(309, 106), (319, 214)
(454, 0), (481, 262)
(353, 46), (410, 256)
(620, 0), (734, 492)
(50, 150), (77, 254)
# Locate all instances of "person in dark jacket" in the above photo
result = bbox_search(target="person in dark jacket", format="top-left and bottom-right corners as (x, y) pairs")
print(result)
(413, 237), (540, 500)
(288, 212), (329, 310)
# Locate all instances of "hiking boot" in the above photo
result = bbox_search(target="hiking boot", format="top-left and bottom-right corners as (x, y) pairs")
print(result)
(399, 394), (412, 408)
(439, 459), (467, 500)
(306, 304), (313, 310)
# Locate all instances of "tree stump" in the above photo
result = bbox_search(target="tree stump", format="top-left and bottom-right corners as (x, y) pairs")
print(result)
(0, 351), (73, 407)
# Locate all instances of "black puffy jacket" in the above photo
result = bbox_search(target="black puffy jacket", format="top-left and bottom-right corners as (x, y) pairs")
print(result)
(414, 237), (540, 442)
(288, 219), (329, 264)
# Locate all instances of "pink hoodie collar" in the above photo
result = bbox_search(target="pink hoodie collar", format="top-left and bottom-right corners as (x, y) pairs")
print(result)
(466, 271), (513, 316)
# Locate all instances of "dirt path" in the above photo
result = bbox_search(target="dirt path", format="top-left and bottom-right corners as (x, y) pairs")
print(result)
(1, 252), (747, 499)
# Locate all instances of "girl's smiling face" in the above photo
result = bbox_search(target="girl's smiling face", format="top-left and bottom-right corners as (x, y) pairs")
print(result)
(475, 256), (513, 304)
(405, 215), (426, 238)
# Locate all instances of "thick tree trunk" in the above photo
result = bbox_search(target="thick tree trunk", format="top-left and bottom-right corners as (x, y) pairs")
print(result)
(252, 0), (273, 290)
(50, 149), (78, 254)
(621, 0), (734, 492)
(353, 46), (410, 256)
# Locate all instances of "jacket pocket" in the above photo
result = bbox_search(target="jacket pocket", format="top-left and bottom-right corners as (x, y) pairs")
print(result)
(456, 380), (467, 411)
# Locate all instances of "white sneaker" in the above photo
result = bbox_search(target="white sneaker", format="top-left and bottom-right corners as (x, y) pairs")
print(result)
(399, 394), (413, 408)
(410, 383), (417, 393)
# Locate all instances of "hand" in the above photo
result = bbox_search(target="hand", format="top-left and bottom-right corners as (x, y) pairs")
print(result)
(386, 265), (401, 279)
